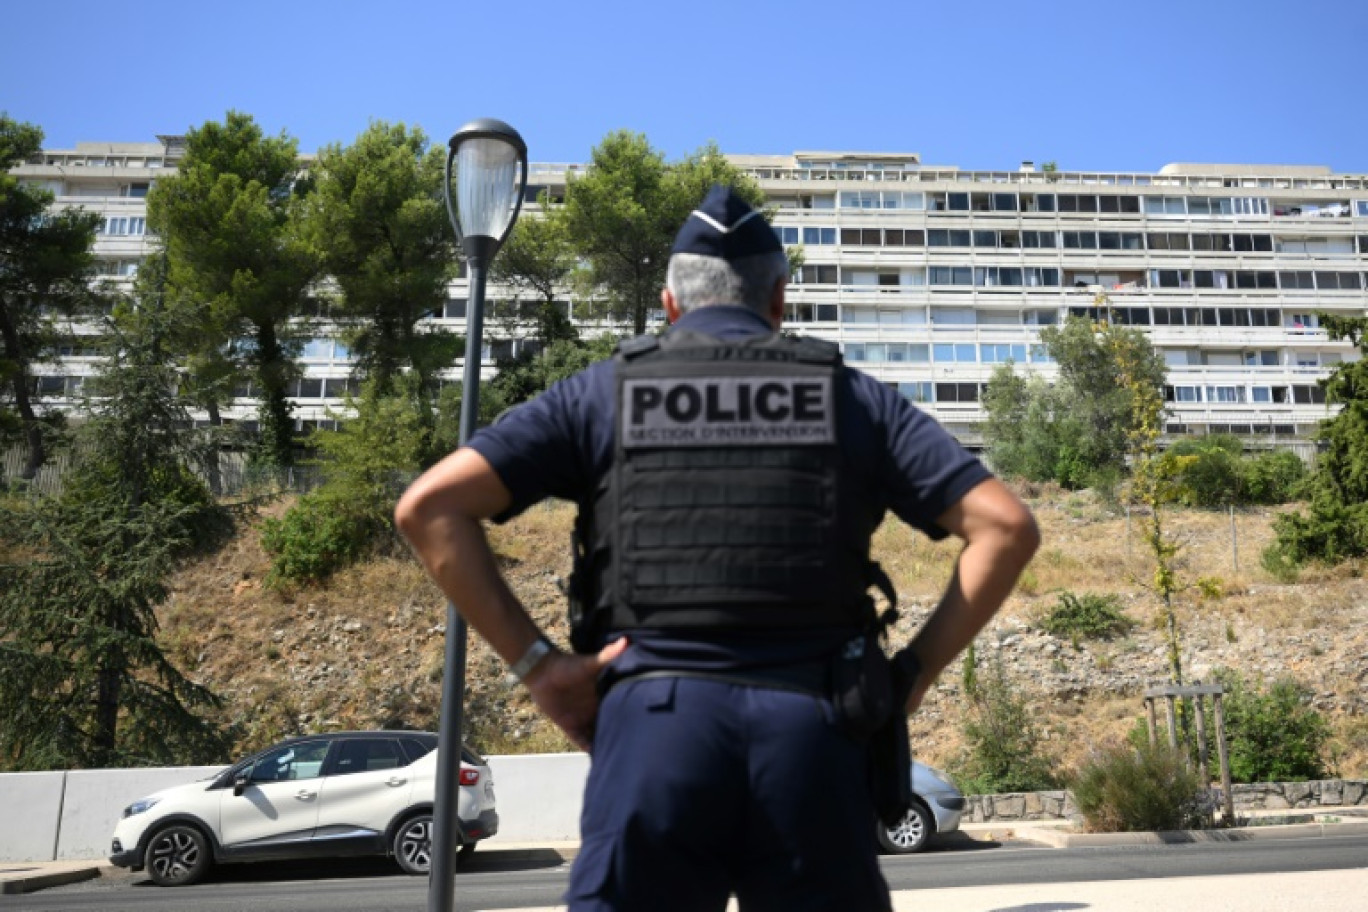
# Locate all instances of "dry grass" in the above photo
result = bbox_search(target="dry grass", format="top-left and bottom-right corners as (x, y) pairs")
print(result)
(157, 490), (1368, 777)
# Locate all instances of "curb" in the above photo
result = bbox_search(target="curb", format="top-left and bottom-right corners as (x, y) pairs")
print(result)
(0, 863), (101, 895)
(1013, 819), (1368, 848)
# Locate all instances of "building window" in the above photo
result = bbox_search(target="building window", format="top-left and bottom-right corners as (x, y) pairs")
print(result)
(797, 265), (838, 285)
(323, 378), (360, 398)
(802, 226), (837, 245)
(934, 382), (980, 403)
(933, 343), (977, 363)
(1205, 386), (1245, 404)
(980, 343), (1026, 363)
(302, 339), (334, 360)
(898, 382), (934, 403)
(927, 229), (971, 247)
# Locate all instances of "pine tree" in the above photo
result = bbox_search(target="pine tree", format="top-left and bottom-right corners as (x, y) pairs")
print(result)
(0, 266), (231, 770)
(0, 115), (104, 479)
(1267, 315), (1368, 567)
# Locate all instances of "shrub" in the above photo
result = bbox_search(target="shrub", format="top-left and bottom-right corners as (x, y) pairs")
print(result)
(1071, 740), (1208, 832)
(1040, 591), (1135, 641)
(1212, 670), (1329, 783)
(1268, 492), (1368, 567)
(1239, 449), (1307, 505)
(951, 655), (1059, 795)
(1164, 435), (1242, 507)
(263, 383), (423, 586)
(261, 492), (380, 586)
(1160, 437), (1307, 508)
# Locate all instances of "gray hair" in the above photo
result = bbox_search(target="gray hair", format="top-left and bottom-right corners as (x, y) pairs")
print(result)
(666, 251), (789, 317)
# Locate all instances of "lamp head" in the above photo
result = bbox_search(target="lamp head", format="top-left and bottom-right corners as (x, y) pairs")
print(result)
(444, 118), (528, 264)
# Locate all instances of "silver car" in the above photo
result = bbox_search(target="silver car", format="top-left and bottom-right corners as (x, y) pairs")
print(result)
(877, 761), (965, 853)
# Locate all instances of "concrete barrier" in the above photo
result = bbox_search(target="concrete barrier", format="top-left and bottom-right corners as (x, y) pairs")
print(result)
(0, 772), (66, 862)
(0, 756), (588, 861)
(12, 755), (1358, 862)
(485, 753), (588, 844)
(55, 766), (223, 861)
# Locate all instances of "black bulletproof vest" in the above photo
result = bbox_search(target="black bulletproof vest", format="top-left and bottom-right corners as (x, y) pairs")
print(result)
(567, 328), (883, 651)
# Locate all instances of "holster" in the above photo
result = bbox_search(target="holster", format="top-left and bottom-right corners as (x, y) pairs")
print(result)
(871, 649), (920, 827)
(828, 612), (921, 827)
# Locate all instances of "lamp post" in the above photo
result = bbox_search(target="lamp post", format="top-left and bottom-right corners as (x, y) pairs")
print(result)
(431, 118), (527, 912)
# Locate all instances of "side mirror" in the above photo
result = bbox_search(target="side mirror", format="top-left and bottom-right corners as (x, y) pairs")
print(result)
(233, 775), (249, 797)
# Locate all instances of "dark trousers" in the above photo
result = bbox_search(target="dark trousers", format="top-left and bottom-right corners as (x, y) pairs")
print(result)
(566, 676), (892, 912)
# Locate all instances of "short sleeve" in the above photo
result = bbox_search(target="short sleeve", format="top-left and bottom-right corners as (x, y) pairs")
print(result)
(856, 374), (992, 538)
(464, 362), (614, 521)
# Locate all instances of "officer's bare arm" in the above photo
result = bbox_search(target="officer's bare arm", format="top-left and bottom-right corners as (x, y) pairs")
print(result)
(395, 447), (627, 750)
(903, 477), (1040, 714)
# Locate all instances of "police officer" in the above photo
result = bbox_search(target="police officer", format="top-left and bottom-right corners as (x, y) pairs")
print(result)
(396, 185), (1039, 912)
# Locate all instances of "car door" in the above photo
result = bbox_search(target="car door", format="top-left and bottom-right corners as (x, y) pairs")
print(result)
(315, 737), (416, 839)
(219, 739), (331, 849)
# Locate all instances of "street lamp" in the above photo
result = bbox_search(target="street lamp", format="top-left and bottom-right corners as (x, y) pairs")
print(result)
(431, 118), (527, 912)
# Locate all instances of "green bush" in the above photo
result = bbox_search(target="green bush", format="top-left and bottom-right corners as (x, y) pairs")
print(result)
(1161, 437), (1307, 507)
(1239, 450), (1307, 505)
(261, 492), (380, 586)
(263, 383), (423, 586)
(1212, 670), (1329, 783)
(1071, 740), (1209, 832)
(951, 655), (1060, 795)
(1164, 435), (1242, 507)
(1267, 492), (1368, 567)
(1040, 591), (1135, 641)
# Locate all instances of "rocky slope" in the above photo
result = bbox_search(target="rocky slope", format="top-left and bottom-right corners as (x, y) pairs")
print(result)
(161, 491), (1368, 776)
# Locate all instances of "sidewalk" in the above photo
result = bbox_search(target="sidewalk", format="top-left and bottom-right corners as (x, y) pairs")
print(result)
(886, 868), (1368, 912)
(0, 861), (101, 895)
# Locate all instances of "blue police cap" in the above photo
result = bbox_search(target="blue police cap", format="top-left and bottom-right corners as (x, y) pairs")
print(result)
(671, 184), (781, 261)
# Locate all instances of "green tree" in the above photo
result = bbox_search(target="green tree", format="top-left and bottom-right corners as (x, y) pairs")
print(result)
(0, 115), (104, 479)
(490, 198), (578, 346)
(1042, 314), (1167, 475)
(1268, 315), (1368, 566)
(0, 271), (231, 769)
(1110, 306), (1190, 688)
(147, 111), (318, 468)
(981, 366), (1092, 486)
(981, 313), (1165, 489)
(304, 121), (460, 398)
(478, 333), (621, 423)
(262, 378), (425, 586)
(562, 132), (766, 335)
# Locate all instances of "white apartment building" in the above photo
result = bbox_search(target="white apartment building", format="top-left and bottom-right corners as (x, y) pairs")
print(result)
(11, 140), (1368, 446)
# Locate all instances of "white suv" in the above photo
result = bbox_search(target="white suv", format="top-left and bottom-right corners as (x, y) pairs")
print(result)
(109, 731), (497, 886)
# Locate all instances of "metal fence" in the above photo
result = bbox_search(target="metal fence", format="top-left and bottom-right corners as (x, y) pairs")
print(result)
(0, 445), (324, 500)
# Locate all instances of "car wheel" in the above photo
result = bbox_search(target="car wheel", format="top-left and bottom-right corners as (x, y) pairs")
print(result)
(145, 824), (211, 886)
(393, 814), (434, 875)
(877, 801), (933, 854)
(458, 841), (477, 862)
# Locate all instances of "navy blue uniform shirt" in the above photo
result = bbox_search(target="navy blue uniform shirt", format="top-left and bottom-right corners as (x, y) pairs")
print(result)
(467, 305), (992, 676)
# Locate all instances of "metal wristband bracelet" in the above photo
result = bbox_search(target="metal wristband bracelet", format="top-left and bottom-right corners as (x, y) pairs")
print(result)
(507, 635), (555, 684)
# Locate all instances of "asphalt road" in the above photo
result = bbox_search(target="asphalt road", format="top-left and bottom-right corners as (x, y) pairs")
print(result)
(10, 833), (1368, 911)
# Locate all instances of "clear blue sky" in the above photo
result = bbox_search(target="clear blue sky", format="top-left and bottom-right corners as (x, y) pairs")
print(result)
(6, 0), (1366, 172)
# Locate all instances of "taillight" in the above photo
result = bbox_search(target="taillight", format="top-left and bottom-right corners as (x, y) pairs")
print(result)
(459, 768), (480, 786)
